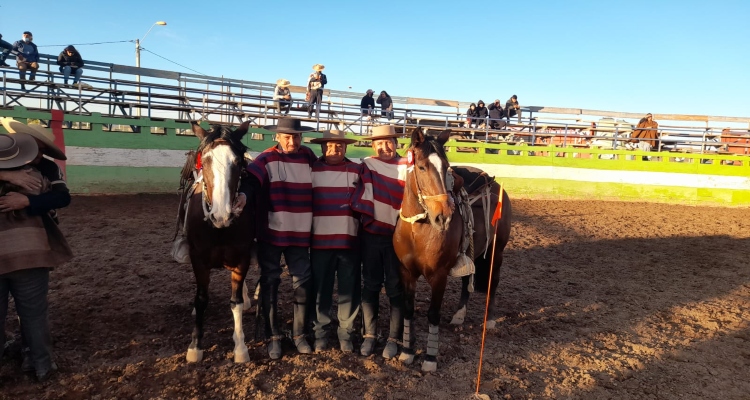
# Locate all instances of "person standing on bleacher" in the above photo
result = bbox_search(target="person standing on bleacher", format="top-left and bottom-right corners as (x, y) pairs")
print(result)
(12, 31), (39, 89)
(360, 89), (375, 117)
(57, 45), (84, 87)
(0, 34), (13, 68)
(307, 64), (327, 119)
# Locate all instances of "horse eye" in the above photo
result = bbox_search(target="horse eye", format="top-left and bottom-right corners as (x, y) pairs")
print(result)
(418, 166), (426, 171)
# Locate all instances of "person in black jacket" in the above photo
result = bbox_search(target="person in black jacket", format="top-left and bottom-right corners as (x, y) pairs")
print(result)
(465, 103), (478, 128)
(376, 91), (394, 120)
(360, 89), (375, 116)
(0, 33), (13, 68)
(57, 45), (84, 86)
(488, 99), (507, 129)
(475, 100), (489, 128)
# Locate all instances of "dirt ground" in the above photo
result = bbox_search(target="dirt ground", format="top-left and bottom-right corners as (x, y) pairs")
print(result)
(1, 194), (749, 400)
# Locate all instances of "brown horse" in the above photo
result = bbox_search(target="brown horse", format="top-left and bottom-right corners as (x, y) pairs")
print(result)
(393, 127), (512, 372)
(184, 121), (256, 363)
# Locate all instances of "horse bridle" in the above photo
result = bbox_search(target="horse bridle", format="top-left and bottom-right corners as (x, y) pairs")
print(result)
(399, 144), (452, 224)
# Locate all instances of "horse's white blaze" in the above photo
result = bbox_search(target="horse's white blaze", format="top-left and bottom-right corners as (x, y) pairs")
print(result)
(428, 153), (446, 190)
(231, 303), (250, 363)
(207, 145), (237, 227)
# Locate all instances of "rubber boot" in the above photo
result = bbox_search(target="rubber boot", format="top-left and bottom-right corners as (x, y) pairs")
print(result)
(293, 281), (312, 354)
(360, 289), (379, 356)
(260, 280), (282, 359)
(383, 294), (404, 359)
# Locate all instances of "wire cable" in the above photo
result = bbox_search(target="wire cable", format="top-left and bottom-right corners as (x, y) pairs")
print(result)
(140, 47), (207, 76)
(37, 40), (134, 47)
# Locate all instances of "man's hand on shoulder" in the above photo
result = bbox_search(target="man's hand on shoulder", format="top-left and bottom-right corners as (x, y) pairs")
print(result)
(0, 169), (42, 192)
(232, 192), (247, 215)
(0, 192), (30, 212)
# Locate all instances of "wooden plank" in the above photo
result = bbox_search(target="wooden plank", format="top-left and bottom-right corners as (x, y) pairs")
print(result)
(406, 97), (459, 108)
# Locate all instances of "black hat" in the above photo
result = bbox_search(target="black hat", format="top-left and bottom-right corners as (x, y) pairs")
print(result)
(263, 117), (315, 134)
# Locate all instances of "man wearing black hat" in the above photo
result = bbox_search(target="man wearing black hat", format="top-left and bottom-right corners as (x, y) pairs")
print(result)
(245, 117), (317, 359)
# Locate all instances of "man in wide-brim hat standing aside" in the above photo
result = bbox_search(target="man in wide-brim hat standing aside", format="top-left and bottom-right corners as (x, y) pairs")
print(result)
(245, 117), (317, 359)
(350, 125), (407, 359)
(308, 130), (361, 353)
(307, 64), (327, 119)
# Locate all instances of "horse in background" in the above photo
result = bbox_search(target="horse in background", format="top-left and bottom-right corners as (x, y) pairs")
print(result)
(393, 127), (512, 372)
(184, 121), (256, 363)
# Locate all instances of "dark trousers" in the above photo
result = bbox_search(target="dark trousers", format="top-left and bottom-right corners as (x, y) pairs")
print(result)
(307, 89), (323, 117)
(360, 231), (403, 340)
(0, 39), (11, 63)
(17, 61), (37, 81)
(257, 243), (311, 338)
(311, 248), (361, 341)
(0, 268), (53, 373)
(277, 100), (291, 115)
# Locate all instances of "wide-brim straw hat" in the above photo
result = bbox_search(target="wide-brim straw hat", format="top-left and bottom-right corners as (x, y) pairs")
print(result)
(0, 132), (39, 169)
(276, 79), (291, 87)
(310, 129), (357, 144)
(363, 125), (402, 141)
(263, 117), (316, 134)
(1, 118), (67, 160)
(312, 64), (325, 71)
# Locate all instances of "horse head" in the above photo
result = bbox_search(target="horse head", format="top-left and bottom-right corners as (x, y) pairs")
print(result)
(191, 121), (250, 228)
(407, 127), (454, 231)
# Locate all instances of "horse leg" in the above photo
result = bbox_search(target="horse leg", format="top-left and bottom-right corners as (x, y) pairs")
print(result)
(242, 280), (252, 311)
(450, 276), (471, 325)
(398, 269), (418, 365)
(187, 266), (210, 363)
(485, 254), (503, 330)
(422, 273), (448, 372)
(230, 269), (250, 363)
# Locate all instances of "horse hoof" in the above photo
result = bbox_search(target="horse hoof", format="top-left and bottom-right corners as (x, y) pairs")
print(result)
(450, 306), (467, 325)
(398, 352), (414, 365)
(422, 360), (438, 372)
(186, 348), (204, 363)
(234, 346), (250, 363)
(486, 320), (497, 330)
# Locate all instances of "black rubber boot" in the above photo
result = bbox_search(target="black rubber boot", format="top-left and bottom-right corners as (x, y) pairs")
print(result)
(360, 289), (379, 356)
(293, 281), (312, 354)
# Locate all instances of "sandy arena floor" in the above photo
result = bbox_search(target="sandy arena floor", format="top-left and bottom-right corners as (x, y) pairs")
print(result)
(1, 194), (749, 399)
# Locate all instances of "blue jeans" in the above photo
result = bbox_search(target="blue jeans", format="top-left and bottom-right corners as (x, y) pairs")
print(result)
(60, 66), (83, 84)
(0, 268), (54, 373)
(0, 39), (11, 64)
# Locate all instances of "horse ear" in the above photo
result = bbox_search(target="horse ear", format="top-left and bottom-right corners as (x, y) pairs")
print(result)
(411, 126), (425, 147)
(232, 121), (251, 141)
(191, 122), (208, 140)
(436, 129), (451, 145)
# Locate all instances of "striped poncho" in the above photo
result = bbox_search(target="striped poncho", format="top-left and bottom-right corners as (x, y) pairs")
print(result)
(311, 157), (360, 249)
(350, 155), (408, 236)
(247, 145), (316, 247)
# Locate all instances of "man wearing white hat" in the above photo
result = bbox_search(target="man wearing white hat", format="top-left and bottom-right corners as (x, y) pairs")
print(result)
(309, 130), (361, 353)
(307, 64), (327, 119)
(246, 117), (317, 359)
(273, 79), (293, 116)
(350, 125), (407, 359)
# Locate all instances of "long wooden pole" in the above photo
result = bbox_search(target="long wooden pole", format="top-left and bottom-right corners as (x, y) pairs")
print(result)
(475, 183), (503, 395)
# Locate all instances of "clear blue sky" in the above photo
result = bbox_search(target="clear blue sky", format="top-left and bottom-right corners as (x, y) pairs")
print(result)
(1, 0), (748, 117)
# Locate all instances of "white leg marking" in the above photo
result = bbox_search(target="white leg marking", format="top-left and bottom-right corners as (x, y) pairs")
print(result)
(422, 360), (437, 372)
(398, 352), (415, 364)
(231, 303), (250, 363)
(486, 319), (497, 330)
(207, 145), (237, 228)
(192, 307), (196, 316)
(186, 347), (203, 363)
(450, 305), (467, 325)
(242, 281), (252, 311)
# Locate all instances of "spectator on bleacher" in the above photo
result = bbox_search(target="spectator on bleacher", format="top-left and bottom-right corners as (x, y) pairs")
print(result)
(465, 103), (478, 128)
(377, 90), (394, 120)
(488, 99), (507, 130)
(475, 100), (488, 128)
(360, 89), (375, 117)
(307, 64), (327, 118)
(0, 34), (12, 68)
(56, 45), (84, 86)
(631, 113), (660, 152)
(505, 95), (520, 123)
(273, 79), (292, 115)
(12, 32), (39, 89)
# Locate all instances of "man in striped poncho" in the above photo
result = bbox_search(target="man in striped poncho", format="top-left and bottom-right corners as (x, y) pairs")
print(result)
(350, 125), (407, 359)
(309, 130), (361, 353)
(246, 117), (316, 359)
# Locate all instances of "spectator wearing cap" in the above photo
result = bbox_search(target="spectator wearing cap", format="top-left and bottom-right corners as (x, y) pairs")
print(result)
(57, 45), (84, 86)
(350, 125), (407, 359)
(273, 79), (292, 115)
(244, 117), (317, 359)
(505, 95), (520, 123)
(360, 89), (375, 117)
(12, 31), (39, 88)
(307, 64), (327, 118)
(0, 119), (73, 382)
(0, 33), (13, 68)
(376, 90), (394, 120)
(309, 130), (361, 353)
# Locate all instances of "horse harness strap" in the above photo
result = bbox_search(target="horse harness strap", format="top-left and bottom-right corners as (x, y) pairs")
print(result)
(399, 209), (428, 224)
(399, 165), (455, 224)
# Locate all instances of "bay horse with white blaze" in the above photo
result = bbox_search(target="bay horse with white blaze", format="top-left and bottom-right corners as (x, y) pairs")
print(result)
(184, 121), (255, 363)
(393, 127), (512, 372)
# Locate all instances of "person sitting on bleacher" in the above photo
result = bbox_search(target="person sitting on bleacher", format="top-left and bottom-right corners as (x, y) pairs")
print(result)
(57, 45), (84, 87)
(631, 113), (660, 153)
(12, 31), (39, 89)
(465, 103), (478, 128)
(273, 79), (292, 115)
(475, 100), (489, 128)
(0, 34), (13, 68)
(488, 99), (507, 130)
(360, 89), (375, 117)
(505, 95), (520, 123)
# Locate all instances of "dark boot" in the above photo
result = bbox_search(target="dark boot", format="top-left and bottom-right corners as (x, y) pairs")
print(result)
(293, 281), (312, 354)
(260, 280), (282, 359)
(360, 289), (379, 356)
